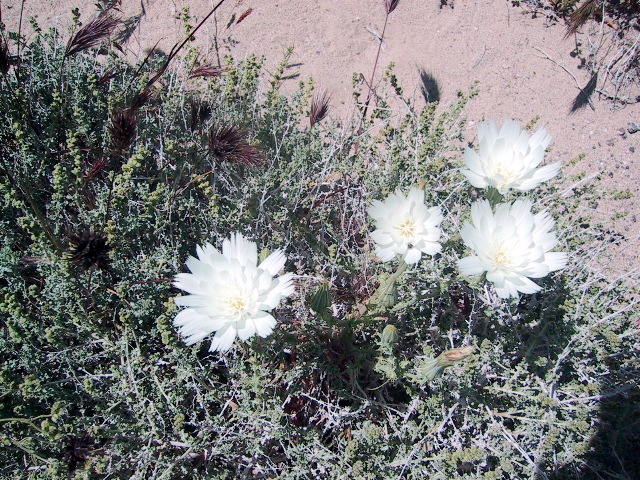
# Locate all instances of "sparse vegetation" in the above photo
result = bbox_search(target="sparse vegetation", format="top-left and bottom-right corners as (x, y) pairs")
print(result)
(523, 0), (640, 107)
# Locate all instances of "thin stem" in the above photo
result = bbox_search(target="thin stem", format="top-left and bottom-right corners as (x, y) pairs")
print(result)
(143, 0), (229, 91)
(15, 0), (25, 85)
(362, 13), (390, 120)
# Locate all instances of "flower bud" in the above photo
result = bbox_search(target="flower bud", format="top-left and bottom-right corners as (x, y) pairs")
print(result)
(411, 345), (475, 384)
(310, 282), (332, 317)
(374, 275), (397, 308)
(380, 324), (399, 347)
(437, 345), (475, 367)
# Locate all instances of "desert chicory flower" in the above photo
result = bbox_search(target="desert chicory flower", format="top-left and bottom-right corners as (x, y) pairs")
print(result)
(457, 199), (567, 298)
(173, 232), (294, 352)
(461, 119), (561, 194)
(368, 187), (443, 264)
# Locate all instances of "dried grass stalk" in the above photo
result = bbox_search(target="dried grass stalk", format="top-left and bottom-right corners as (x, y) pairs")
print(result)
(97, 67), (117, 85)
(96, 0), (122, 13)
(189, 64), (225, 79)
(129, 88), (152, 111)
(65, 14), (119, 58)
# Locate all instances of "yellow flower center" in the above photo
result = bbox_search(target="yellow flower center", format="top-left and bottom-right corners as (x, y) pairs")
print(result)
(395, 218), (417, 239)
(494, 165), (515, 185)
(227, 295), (247, 314)
(493, 250), (511, 267)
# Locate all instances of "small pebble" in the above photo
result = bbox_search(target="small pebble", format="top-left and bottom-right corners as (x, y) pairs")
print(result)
(628, 121), (640, 134)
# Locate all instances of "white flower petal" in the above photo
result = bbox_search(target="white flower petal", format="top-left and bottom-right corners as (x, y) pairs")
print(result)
(196, 243), (219, 263)
(418, 240), (442, 256)
(375, 246), (397, 262)
(174, 294), (211, 307)
(457, 256), (485, 275)
(370, 229), (393, 247)
(368, 187), (443, 265)
(252, 311), (277, 337)
(173, 273), (205, 295)
(544, 252), (569, 272)
(517, 161), (562, 191)
(174, 308), (207, 327)
(459, 200), (567, 297)
(223, 232), (258, 266)
(172, 233), (294, 352)
(406, 186), (425, 205)
(258, 249), (287, 276)
(367, 199), (387, 219)
(529, 127), (552, 151)
(463, 147), (483, 173)
(209, 324), (238, 352)
(463, 119), (559, 192)
(403, 248), (422, 264)
(236, 318), (256, 340)
(261, 273), (294, 310)
(184, 330), (210, 345)
(185, 256), (215, 279)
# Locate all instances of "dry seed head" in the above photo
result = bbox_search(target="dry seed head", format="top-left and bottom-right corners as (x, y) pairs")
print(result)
(65, 14), (119, 58)
(236, 8), (254, 25)
(310, 90), (331, 127)
(129, 88), (152, 111)
(208, 125), (264, 166)
(564, 0), (598, 39)
(385, 0), (400, 14)
(0, 38), (10, 75)
(108, 108), (137, 153)
(449, 283), (472, 317)
(85, 157), (109, 181)
(189, 98), (212, 131)
(63, 433), (93, 473)
(66, 231), (112, 271)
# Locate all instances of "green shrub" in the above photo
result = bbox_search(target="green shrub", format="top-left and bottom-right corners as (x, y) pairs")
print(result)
(0, 11), (637, 480)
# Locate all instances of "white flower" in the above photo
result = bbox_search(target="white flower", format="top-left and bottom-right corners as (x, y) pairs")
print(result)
(173, 232), (294, 352)
(462, 119), (561, 194)
(457, 199), (568, 298)
(368, 187), (443, 264)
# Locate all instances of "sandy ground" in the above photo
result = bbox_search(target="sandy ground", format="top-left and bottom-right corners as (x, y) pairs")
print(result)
(2, 0), (638, 279)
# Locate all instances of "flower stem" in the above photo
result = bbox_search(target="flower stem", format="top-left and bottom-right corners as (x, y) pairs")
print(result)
(362, 11), (390, 121)
(486, 186), (504, 207)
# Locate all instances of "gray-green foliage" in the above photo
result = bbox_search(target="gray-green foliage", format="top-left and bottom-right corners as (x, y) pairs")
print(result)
(0, 13), (638, 480)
